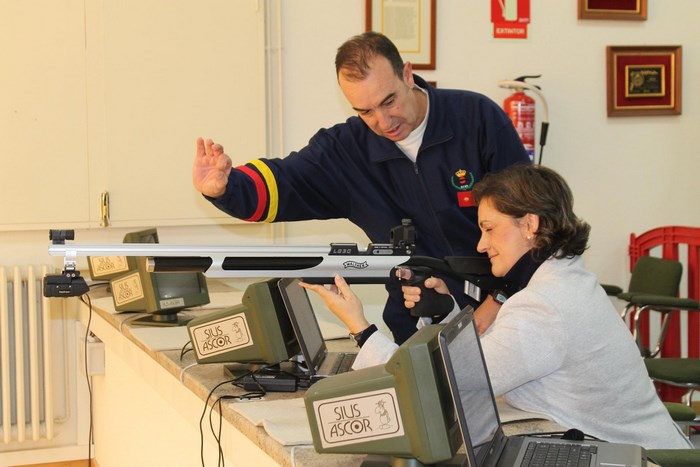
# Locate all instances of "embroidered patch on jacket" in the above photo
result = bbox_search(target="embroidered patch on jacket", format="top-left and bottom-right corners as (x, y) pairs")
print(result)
(451, 169), (475, 191)
(451, 169), (475, 207)
(457, 191), (475, 207)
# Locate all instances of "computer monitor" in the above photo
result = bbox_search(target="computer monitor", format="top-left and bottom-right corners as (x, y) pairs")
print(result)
(186, 278), (300, 365)
(110, 262), (210, 326)
(108, 228), (210, 326)
(303, 321), (461, 465)
(87, 228), (159, 281)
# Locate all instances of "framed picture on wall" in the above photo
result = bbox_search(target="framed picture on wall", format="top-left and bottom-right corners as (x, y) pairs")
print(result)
(578, 0), (647, 20)
(606, 45), (682, 117)
(365, 0), (436, 69)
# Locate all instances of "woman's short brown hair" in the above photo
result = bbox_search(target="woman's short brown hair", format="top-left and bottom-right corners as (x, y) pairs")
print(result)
(472, 163), (590, 259)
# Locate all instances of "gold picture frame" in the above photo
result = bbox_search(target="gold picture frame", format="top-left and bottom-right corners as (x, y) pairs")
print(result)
(606, 46), (682, 117)
(578, 0), (647, 20)
(365, 0), (436, 70)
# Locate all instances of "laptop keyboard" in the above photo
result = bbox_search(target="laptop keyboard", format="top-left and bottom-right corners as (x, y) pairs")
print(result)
(330, 352), (356, 375)
(520, 441), (596, 467)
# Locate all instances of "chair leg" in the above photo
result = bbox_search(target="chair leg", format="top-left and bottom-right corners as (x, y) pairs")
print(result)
(683, 388), (696, 407)
(621, 303), (635, 321)
(633, 306), (650, 357)
(685, 389), (699, 438)
(633, 306), (673, 358)
(651, 310), (672, 358)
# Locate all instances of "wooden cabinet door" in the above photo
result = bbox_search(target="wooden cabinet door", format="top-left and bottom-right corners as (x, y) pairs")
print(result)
(0, 0), (90, 230)
(87, 0), (267, 228)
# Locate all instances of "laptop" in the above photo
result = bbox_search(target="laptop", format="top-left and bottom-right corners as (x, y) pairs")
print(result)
(438, 307), (647, 467)
(277, 278), (357, 383)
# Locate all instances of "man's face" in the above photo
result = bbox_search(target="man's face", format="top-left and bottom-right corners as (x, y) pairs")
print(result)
(338, 56), (423, 142)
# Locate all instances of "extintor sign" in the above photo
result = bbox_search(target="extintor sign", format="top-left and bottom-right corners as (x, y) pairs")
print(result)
(491, 0), (531, 39)
(312, 388), (404, 448)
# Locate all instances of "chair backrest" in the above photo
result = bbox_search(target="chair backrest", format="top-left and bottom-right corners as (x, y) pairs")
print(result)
(628, 255), (682, 296)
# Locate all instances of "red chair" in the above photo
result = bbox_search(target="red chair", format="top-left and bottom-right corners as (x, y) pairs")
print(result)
(627, 226), (700, 402)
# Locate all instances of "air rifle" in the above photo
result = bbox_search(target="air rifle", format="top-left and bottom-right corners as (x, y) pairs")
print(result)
(45, 221), (415, 286)
(45, 221), (512, 316)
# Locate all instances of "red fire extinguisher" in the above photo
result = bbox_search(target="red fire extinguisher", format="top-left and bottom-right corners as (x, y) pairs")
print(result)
(499, 75), (549, 165)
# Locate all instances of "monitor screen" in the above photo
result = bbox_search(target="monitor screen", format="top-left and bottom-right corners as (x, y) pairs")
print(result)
(304, 322), (461, 465)
(276, 277), (326, 373)
(122, 228), (159, 244)
(439, 308), (500, 466)
(187, 278), (300, 364)
(152, 271), (205, 300)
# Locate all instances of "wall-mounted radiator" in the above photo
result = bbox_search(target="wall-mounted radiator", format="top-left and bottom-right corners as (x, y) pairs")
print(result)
(0, 265), (86, 465)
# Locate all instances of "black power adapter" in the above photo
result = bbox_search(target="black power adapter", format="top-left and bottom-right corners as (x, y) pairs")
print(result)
(225, 364), (300, 392)
(240, 372), (298, 392)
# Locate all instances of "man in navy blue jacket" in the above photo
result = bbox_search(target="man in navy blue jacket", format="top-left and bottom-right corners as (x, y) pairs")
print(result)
(193, 32), (530, 345)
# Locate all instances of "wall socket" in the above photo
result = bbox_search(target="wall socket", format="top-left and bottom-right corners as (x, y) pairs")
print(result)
(76, 322), (105, 376)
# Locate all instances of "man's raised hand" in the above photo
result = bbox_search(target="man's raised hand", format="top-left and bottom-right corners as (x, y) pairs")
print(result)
(192, 137), (232, 198)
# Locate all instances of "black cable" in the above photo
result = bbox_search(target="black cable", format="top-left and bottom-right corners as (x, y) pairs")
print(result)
(77, 282), (109, 467)
(180, 340), (193, 361)
(200, 377), (232, 466)
(210, 397), (225, 467)
(512, 430), (602, 441)
(198, 360), (301, 467)
(199, 370), (267, 467)
(211, 395), (237, 467)
(229, 370), (267, 400)
(83, 293), (93, 467)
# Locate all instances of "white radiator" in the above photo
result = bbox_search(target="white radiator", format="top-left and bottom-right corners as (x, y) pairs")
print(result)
(0, 265), (86, 465)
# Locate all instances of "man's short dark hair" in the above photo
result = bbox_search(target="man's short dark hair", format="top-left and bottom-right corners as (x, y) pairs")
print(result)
(335, 32), (404, 82)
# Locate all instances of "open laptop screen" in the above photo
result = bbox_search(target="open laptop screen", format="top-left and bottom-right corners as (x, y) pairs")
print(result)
(439, 308), (501, 466)
(277, 277), (326, 373)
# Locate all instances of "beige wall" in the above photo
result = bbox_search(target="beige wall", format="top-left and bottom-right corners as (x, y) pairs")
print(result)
(278, 0), (700, 290)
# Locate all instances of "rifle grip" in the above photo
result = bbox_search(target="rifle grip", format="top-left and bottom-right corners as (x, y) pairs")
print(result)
(409, 284), (455, 317)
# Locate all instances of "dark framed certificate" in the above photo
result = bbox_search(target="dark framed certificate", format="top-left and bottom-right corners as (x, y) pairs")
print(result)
(578, 0), (647, 20)
(606, 46), (682, 117)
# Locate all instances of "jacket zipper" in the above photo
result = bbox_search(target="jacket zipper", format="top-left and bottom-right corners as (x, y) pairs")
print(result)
(412, 161), (456, 256)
